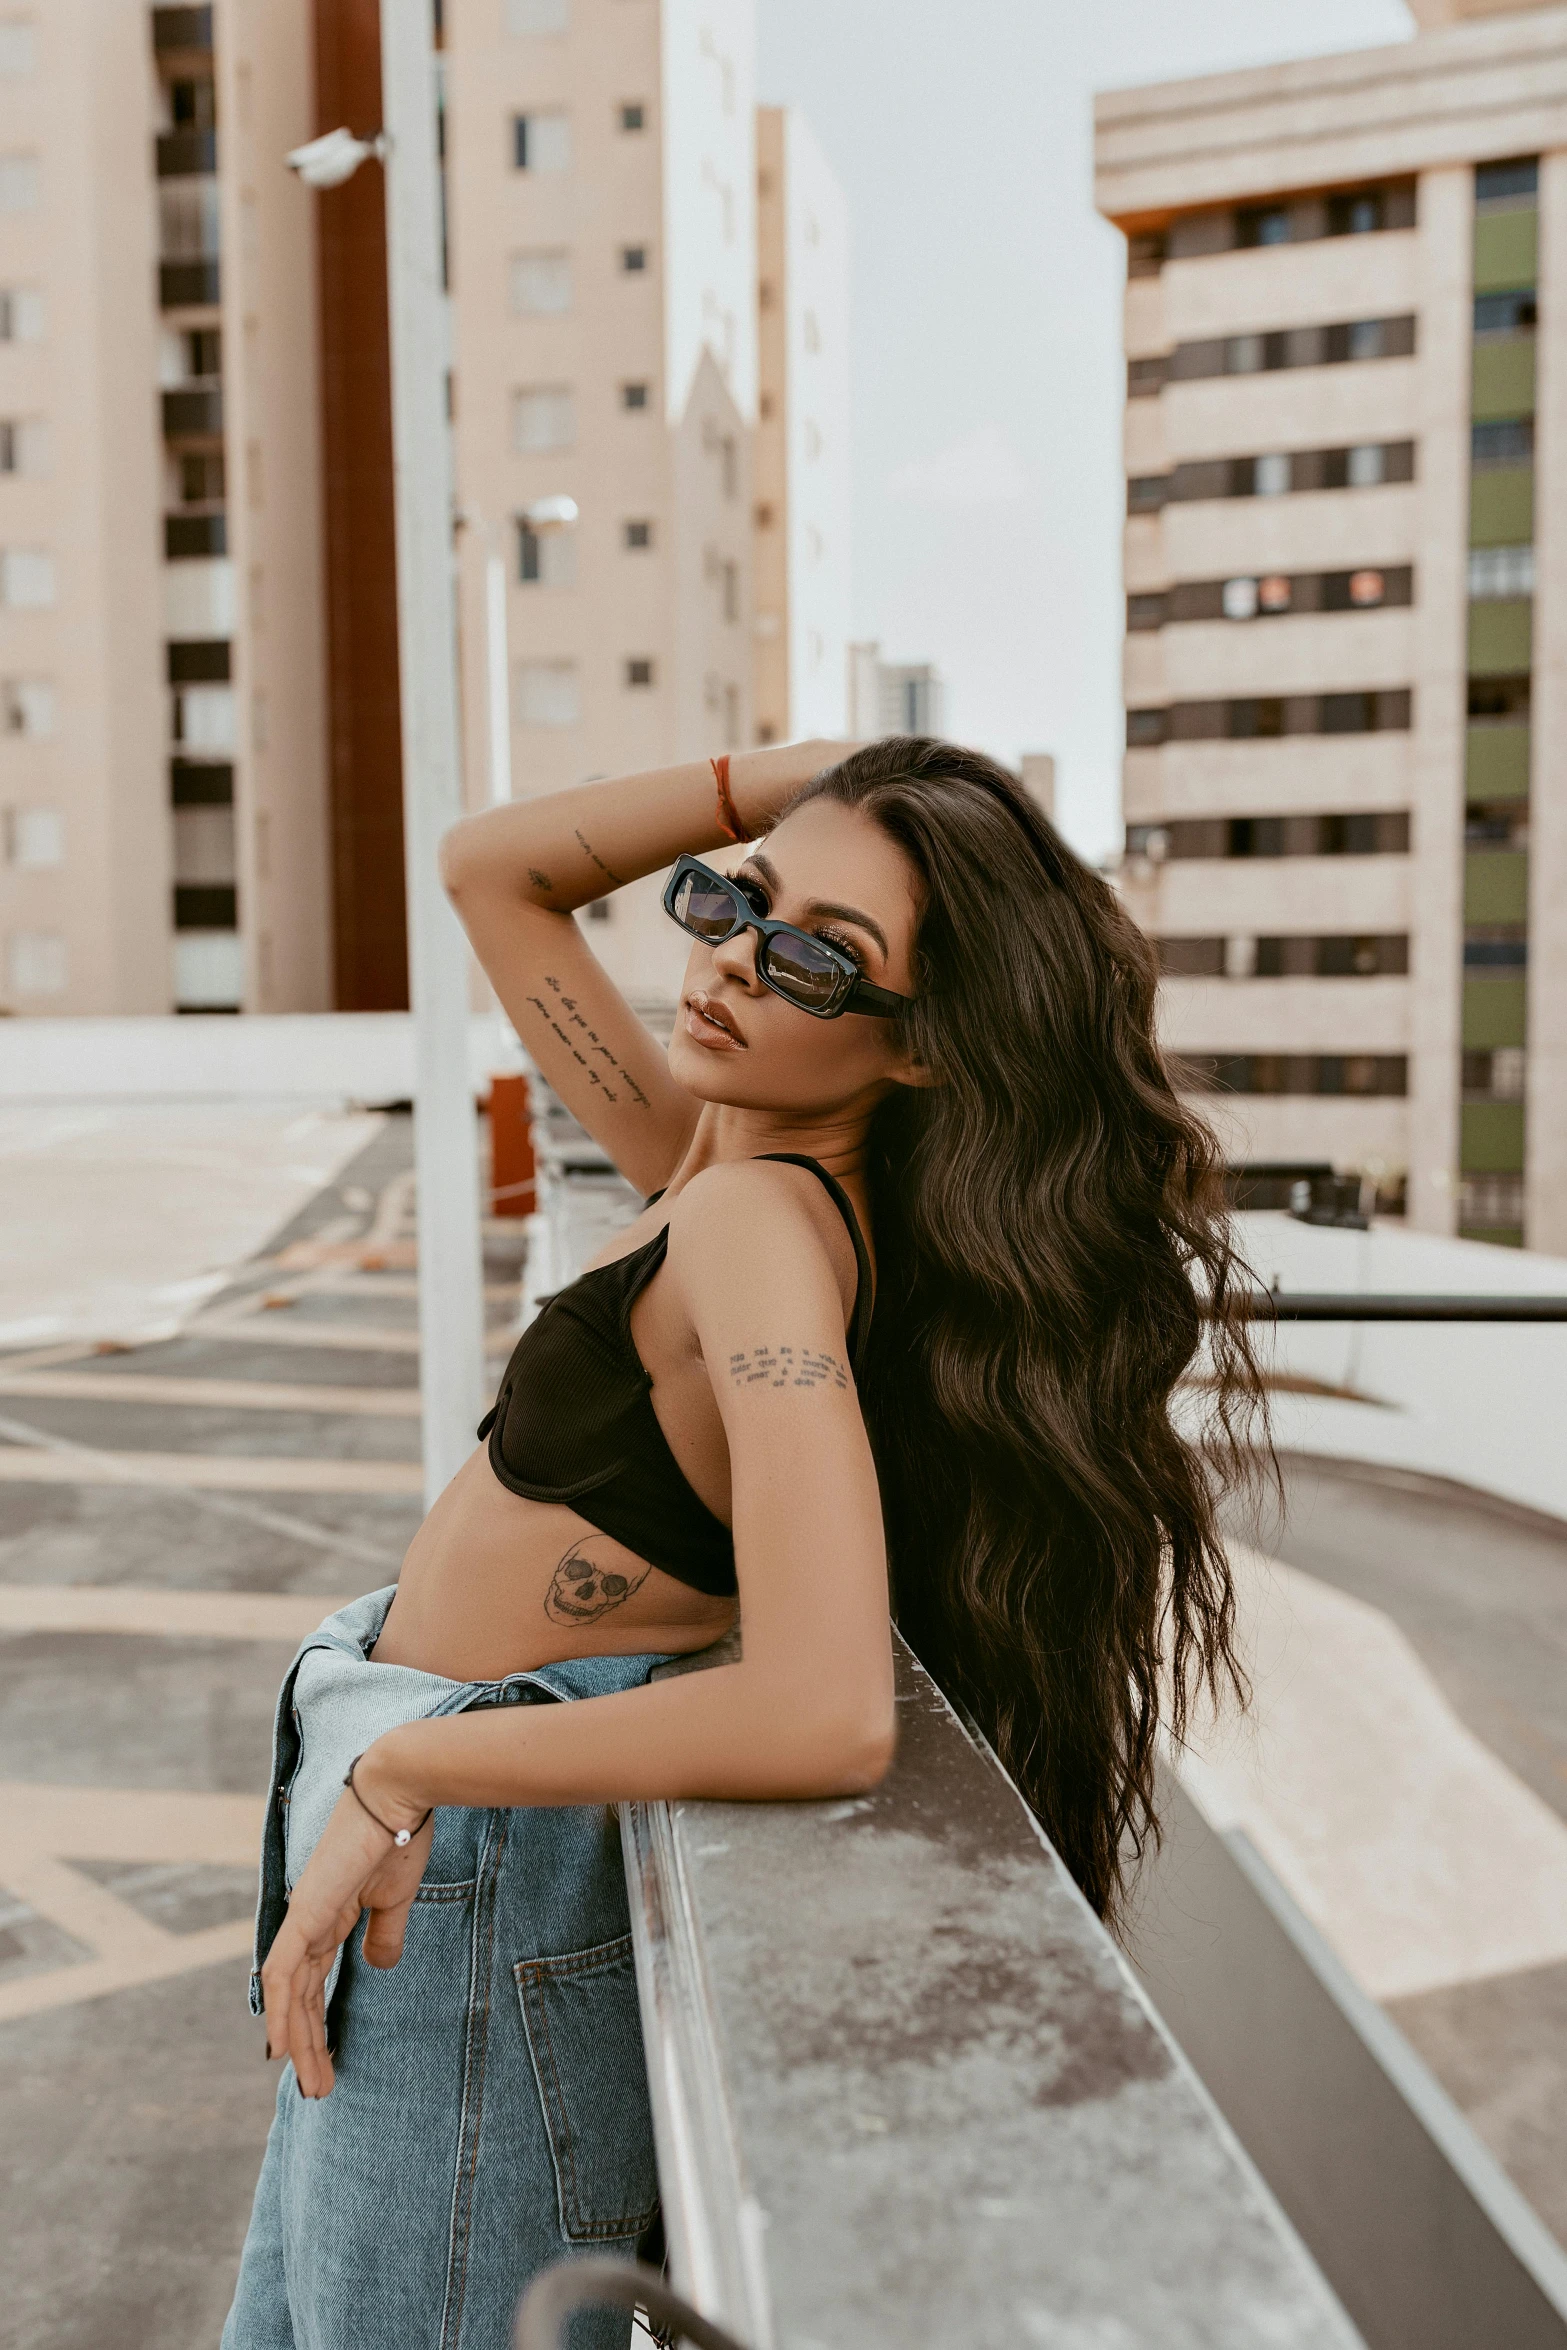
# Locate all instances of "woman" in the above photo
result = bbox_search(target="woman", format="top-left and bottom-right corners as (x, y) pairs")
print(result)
(224, 735), (1267, 2350)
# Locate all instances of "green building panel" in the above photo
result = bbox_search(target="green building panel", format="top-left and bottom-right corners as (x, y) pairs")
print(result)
(1470, 467), (1535, 544)
(1467, 597), (1533, 673)
(1465, 724), (1530, 801)
(1464, 849), (1528, 923)
(1471, 336), (1537, 420)
(1473, 208), (1538, 291)
(1462, 975), (1527, 1049)
(1460, 1100), (1526, 1174)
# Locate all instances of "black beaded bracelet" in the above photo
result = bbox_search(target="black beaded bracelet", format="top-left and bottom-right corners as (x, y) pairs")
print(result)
(344, 1753), (432, 1847)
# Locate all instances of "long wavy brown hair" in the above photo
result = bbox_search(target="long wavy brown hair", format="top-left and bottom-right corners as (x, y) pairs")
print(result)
(790, 738), (1272, 1929)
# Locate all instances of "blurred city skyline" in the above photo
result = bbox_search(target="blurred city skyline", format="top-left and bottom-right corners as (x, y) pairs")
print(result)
(757, 0), (1416, 862)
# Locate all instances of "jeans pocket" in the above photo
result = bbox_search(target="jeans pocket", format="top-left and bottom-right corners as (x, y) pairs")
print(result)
(515, 1933), (660, 2244)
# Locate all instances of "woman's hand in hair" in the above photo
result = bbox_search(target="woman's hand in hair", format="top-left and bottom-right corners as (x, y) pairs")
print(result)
(259, 1781), (434, 2099)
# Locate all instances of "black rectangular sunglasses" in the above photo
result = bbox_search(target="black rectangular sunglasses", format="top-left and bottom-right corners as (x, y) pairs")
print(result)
(663, 854), (911, 1019)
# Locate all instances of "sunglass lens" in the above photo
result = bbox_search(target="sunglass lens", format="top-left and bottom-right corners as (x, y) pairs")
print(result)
(672, 870), (740, 940)
(760, 930), (843, 1012)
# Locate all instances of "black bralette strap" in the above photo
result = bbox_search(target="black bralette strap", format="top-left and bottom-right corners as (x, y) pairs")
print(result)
(753, 1153), (874, 1364)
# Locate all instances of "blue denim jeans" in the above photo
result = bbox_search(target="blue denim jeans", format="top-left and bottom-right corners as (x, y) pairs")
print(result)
(221, 1589), (673, 2350)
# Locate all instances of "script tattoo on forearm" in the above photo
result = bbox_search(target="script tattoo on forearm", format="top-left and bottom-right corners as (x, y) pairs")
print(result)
(544, 1539), (652, 1626)
(519, 974), (652, 1109)
(574, 829), (627, 889)
(726, 1344), (849, 1392)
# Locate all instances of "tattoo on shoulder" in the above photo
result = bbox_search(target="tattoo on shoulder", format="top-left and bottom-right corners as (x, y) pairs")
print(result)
(727, 1344), (849, 1393)
(544, 1539), (653, 1626)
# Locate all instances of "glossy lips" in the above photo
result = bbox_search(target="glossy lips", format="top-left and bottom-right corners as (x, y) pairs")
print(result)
(683, 990), (746, 1048)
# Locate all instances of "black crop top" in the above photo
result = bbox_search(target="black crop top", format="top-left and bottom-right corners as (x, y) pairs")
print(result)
(477, 1154), (874, 1599)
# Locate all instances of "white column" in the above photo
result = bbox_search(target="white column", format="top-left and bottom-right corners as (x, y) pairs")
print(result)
(379, 2), (486, 1504)
(485, 548), (513, 806)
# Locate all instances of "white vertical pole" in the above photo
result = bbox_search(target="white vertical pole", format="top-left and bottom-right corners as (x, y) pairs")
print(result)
(485, 550), (513, 805)
(379, 2), (486, 1506)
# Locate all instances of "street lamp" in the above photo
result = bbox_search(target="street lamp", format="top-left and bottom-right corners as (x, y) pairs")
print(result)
(284, 20), (486, 1508)
(483, 497), (579, 806)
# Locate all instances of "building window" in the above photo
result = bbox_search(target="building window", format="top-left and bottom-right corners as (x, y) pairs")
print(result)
(509, 248), (571, 316)
(1464, 924), (1527, 969)
(511, 112), (570, 173)
(1471, 417), (1534, 469)
(619, 101), (645, 131)
(1156, 937), (1226, 978)
(515, 518), (576, 587)
(2, 806), (63, 868)
(1164, 183), (1415, 258)
(515, 659), (580, 726)
(1126, 476), (1165, 515)
(507, 0), (569, 27)
(723, 683), (739, 746)
(1475, 158), (1538, 208)
(1474, 288), (1537, 336)
(621, 380), (650, 410)
(1251, 934), (1408, 977)
(512, 384), (575, 452)
(1131, 689), (1411, 746)
(0, 286), (42, 341)
(625, 658), (655, 688)
(803, 309), (821, 353)
(1179, 1053), (1407, 1098)
(1346, 443), (1386, 488)
(720, 436), (738, 496)
(619, 244), (649, 273)
(759, 391), (776, 421)
(0, 548), (54, 607)
(1, 678), (53, 736)
(1468, 544), (1534, 599)
(1463, 1048), (1527, 1099)
(1236, 204), (1291, 248)
(1126, 812), (1411, 861)
(1127, 355), (1166, 398)
(1147, 565), (1413, 627)
(0, 155), (38, 212)
(721, 560), (738, 622)
(7, 930), (66, 994)
(1460, 1173), (1525, 1232)
(1161, 315), (1417, 387)
(623, 519), (652, 549)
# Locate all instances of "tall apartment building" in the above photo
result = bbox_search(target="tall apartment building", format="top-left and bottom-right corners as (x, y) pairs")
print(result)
(1, 1), (844, 1021)
(0, 1), (332, 1018)
(1097, 0), (1567, 1250)
(847, 642), (945, 737)
(446, 0), (765, 1012)
(752, 105), (850, 748)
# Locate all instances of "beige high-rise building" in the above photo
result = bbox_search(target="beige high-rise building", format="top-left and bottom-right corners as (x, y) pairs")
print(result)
(2, 2), (846, 1023)
(1097, 0), (1567, 1250)
(0, 0), (332, 1018)
(446, 0), (764, 1013)
(753, 105), (850, 749)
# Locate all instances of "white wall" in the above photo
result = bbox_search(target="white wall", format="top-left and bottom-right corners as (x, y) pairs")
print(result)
(781, 108), (850, 738)
(660, 0), (757, 426)
(1230, 1209), (1567, 1524)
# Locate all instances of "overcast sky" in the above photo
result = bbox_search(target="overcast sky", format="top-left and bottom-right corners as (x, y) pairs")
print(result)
(756, 0), (1416, 862)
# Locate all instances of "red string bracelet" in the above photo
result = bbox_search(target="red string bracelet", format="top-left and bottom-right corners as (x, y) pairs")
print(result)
(711, 753), (745, 844)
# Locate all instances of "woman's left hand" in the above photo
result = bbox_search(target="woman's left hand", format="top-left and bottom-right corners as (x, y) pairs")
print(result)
(260, 1775), (435, 2099)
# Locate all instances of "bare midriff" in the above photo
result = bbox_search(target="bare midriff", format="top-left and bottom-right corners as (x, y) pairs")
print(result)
(371, 1450), (736, 1682)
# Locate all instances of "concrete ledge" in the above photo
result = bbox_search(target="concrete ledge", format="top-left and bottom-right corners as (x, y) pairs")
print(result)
(622, 1640), (1361, 2350)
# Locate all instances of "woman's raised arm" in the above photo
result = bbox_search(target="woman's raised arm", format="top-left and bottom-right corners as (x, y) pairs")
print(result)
(441, 742), (842, 1194)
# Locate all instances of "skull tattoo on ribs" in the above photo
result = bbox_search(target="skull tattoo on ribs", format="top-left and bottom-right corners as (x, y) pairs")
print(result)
(544, 1540), (652, 1625)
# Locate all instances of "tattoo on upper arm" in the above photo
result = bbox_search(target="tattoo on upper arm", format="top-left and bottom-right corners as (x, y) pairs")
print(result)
(518, 974), (653, 1109)
(574, 829), (627, 889)
(544, 1539), (652, 1625)
(527, 867), (554, 896)
(727, 1345), (849, 1392)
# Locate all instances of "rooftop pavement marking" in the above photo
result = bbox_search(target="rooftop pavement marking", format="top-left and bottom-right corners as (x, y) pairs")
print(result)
(0, 1783), (264, 2022)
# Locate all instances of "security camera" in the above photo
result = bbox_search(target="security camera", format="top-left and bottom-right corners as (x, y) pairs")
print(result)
(285, 127), (388, 190)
